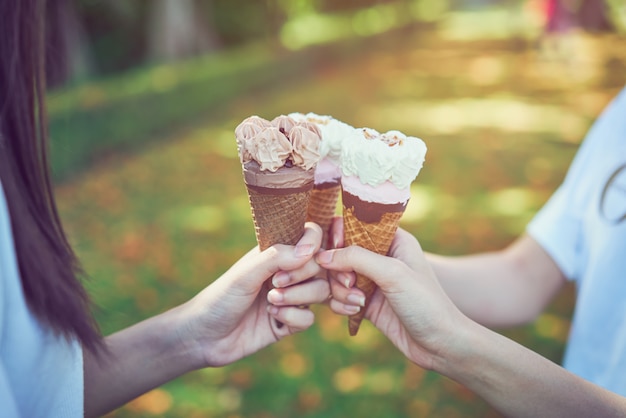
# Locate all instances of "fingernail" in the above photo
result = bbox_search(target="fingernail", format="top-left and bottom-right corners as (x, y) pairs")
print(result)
(347, 293), (366, 307)
(294, 243), (314, 258)
(339, 272), (352, 288)
(317, 250), (333, 264)
(268, 289), (284, 303)
(267, 305), (279, 315)
(333, 236), (340, 249)
(344, 304), (360, 314)
(272, 271), (290, 288)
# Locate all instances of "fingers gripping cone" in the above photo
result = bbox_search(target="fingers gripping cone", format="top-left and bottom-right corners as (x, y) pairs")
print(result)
(342, 191), (405, 336)
(245, 179), (312, 330)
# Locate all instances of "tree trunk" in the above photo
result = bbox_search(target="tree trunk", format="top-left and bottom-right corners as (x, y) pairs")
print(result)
(45, 0), (93, 88)
(147, 0), (220, 63)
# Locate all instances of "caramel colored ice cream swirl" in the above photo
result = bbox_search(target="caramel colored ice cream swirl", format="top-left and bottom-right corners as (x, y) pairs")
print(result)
(290, 125), (322, 171)
(253, 127), (292, 172)
(235, 115), (321, 172)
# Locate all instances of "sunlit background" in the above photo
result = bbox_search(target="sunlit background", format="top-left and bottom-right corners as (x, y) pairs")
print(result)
(49, 0), (626, 417)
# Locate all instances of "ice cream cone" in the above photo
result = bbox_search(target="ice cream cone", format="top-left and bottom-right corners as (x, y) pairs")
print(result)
(246, 180), (313, 251)
(342, 189), (405, 336)
(289, 113), (355, 248)
(236, 115), (321, 252)
(306, 182), (341, 249)
(339, 127), (427, 336)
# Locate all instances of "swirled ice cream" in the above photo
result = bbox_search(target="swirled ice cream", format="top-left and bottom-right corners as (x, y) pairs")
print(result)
(235, 115), (321, 174)
(341, 127), (427, 206)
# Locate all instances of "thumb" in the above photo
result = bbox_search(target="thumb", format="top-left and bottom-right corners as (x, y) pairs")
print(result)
(228, 222), (323, 291)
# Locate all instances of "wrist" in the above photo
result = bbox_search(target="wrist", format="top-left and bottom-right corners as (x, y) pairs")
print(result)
(157, 301), (209, 372)
(429, 314), (482, 378)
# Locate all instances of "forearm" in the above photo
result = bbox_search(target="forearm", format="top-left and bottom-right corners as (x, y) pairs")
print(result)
(435, 321), (626, 418)
(427, 251), (526, 326)
(84, 304), (202, 418)
(427, 235), (566, 327)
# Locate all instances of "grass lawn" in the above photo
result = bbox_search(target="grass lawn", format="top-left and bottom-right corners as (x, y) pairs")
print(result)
(55, 18), (626, 418)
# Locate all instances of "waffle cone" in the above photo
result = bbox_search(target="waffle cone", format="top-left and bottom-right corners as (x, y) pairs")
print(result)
(306, 183), (341, 249)
(342, 195), (405, 336)
(246, 185), (312, 251)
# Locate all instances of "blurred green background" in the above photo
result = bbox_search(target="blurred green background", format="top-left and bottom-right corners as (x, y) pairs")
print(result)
(50, 0), (626, 417)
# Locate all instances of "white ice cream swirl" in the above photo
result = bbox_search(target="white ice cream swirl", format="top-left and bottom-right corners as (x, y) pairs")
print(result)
(341, 127), (427, 189)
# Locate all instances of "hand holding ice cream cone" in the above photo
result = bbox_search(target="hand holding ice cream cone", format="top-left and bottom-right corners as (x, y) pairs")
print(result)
(340, 127), (427, 336)
(236, 113), (427, 336)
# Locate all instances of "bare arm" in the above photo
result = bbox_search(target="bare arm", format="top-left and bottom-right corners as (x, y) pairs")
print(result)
(84, 224), (329, 417)
(439, 319), (626, 418)
(83, 306), (196, 417)
(322, 230), (626, 418)
(427, 234), (567, 327)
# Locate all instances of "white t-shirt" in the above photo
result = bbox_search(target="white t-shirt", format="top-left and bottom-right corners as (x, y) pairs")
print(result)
(527, 86), (626, 395)
(0, 181), (83, 417)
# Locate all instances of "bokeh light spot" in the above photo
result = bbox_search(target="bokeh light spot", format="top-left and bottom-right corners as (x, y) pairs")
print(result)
(333, 364), (365, 393)
(280, 352), (310, 378)
(217, 387), (242, 412)
(369, 98), (589, 137)
(298, 384), (323, 411)
(488, 187), (534, 216)
(126, 388), (173, 415)
(406, 398), (432, 416)
(151, 66), (178, 93)
(410, 0), (449, 22)
(525, 156), (554, 187)
(535, 313), (571, 342)
(468, 55), (505, 86)
(214, 129), (240, 159)
(352, 6), (397, 37)
(280, 14), (348, 50)
(367, 369), (396, 394)
(171, 205), (225, 233)
(404, 185), (434, 223)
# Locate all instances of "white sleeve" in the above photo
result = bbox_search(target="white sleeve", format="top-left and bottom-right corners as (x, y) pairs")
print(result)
(527, 86), (626, 281)
(526, 120), (596, 281)
(527, 184), (583, 280)
(0, 181), (84, 417)
(0, 360), (21, 418)
(0, 182), (21, 418)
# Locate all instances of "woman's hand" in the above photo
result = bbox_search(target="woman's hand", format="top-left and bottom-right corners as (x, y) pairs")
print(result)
(179, 222), (330, 368)
(318, 222), (467, 370)
(84, 222), (329, 417)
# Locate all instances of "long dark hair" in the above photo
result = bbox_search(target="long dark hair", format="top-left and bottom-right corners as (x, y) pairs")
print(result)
(0, 0), (102, 353)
